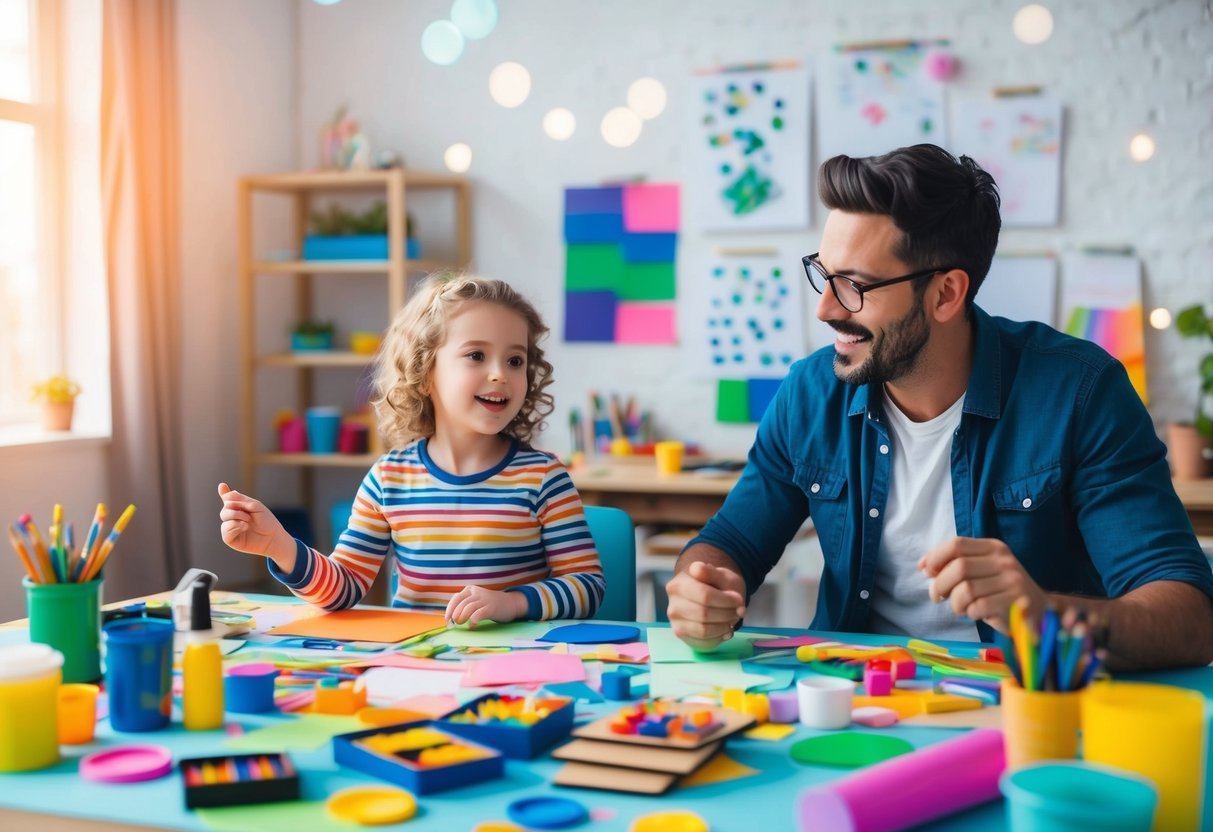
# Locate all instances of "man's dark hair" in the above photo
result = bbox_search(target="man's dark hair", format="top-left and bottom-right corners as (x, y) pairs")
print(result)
(818, 144), (1001, 307)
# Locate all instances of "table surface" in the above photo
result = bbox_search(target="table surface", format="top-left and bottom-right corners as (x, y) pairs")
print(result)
(1, 597), (1210, 832)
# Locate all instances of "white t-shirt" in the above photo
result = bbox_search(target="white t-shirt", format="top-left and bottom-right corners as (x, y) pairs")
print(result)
(868, 389), (978, 641)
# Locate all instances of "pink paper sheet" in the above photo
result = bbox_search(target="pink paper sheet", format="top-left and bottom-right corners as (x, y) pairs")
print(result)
(622, 183), (680, 232)
(615, 303), (676, 344)
(461, 651), (586, 687)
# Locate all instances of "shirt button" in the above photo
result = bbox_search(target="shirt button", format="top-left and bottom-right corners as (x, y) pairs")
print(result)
(810, 483), (820, 494)
(1022, 498), (1032, 508)
(860, 589), (870, 600)
(869, 508), (879, 518)
(879, 444), (889, 455)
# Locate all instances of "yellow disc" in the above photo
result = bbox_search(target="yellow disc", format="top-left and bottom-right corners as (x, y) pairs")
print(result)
(326, 785), (417, 826)
(472, 824), (526, 832)
(630, 810), (709, 832)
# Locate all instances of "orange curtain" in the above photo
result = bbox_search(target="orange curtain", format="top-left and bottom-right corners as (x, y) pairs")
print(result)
(101, 0), (187, 596)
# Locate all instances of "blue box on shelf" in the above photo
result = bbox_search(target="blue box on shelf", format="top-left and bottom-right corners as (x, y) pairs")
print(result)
(332, 721), (504, 795)
(301, 235), (421, 260)
(437, 693), (574, 759)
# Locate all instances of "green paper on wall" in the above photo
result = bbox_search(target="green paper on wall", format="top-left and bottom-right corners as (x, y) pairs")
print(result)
(717, 379), (751, 423)
(566, 244), (627, 291)
(619, 261), (676, 300)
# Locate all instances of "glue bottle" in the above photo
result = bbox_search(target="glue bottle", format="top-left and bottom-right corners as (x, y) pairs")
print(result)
(182, 576), (224, 730)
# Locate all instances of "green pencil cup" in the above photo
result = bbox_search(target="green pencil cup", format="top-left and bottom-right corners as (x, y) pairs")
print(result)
(24, 577), (103, 683)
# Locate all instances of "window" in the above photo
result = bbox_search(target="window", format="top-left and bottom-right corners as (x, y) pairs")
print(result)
(0, 0), (59, 425)
(0, 0), (106, 433)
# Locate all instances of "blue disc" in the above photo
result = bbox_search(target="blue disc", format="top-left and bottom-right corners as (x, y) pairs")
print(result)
(538, 623), (640, 644)
(507, 796), (588, 829)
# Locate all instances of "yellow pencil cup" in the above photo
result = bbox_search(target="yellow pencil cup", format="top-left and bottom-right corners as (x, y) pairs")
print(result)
(0, 644), (63, 772)
(58, 683), (100, 745)
(1000, 678), (1081, 771)
(654, 441), (685, 475)
(1082, 681), (1204, 831)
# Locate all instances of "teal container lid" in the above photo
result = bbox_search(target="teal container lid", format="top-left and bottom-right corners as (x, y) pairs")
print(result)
(1000, 761), (1157, 827)
(103, 619), (174, 644)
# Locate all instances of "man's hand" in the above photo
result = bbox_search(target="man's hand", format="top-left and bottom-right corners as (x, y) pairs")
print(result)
(444, 586), (528, 627)
(666, 560), (747, 651)
(918, 537), (1048, 634)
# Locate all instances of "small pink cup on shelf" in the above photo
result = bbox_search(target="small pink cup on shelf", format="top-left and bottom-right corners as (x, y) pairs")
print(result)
(279, 418), (307, 453)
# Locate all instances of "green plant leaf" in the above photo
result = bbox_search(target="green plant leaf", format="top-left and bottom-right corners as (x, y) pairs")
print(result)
(1175, 304), (1212, 339)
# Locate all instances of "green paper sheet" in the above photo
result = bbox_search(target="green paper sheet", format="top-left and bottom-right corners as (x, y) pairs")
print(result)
(199, 800), (354, 832)
(425, 620), (552, 648)
(646, 627), (774, 663)
(224, 714), (363, 752)
(648, 660), (774, 699)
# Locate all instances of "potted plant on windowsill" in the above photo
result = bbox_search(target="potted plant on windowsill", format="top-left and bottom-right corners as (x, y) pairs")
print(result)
(32, 375), (81, 432)
(1168, 303), (1213, 479)
(291, 320), (336, 352)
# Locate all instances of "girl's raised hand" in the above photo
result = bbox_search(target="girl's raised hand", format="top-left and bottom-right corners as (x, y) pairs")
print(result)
(445, 585), (528, 627)
(217, 483), (295, 566)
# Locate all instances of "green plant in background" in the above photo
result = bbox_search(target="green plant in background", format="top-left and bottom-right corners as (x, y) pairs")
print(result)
(31, 375), (81, 404)
(1175, 303), (1213, 437)
(291, 319), (336, 337)
(309, 202), (415, 237)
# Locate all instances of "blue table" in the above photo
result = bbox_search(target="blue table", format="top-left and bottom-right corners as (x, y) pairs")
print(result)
(1, 607), (1210, 831)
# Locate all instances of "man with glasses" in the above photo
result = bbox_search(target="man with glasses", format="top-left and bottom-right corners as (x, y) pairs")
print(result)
(668, 144), (1213, 670)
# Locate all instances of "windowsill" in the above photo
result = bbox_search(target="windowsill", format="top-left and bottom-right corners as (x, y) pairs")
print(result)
(0, 426), (111, 450)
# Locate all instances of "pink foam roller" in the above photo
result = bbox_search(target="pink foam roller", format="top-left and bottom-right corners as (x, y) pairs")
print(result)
(797, 728), (1004, 832)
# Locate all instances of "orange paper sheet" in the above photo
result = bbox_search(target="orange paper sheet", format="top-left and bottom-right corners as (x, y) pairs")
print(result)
(265, 609), (446, 644)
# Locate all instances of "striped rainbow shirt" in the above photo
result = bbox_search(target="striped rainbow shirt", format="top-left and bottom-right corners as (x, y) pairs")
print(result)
(269, 438), (605, 619)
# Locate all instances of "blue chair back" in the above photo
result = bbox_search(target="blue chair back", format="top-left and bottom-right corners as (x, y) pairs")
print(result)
(583, 505), (636, 621)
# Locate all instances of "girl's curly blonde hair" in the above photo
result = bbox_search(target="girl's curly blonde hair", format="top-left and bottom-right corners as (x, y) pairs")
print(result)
(373, 273), (555, 448)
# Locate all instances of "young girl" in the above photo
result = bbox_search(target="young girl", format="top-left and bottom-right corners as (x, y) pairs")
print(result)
(218, 274), (605, 625)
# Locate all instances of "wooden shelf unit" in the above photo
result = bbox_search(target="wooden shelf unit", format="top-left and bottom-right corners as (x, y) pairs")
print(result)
(237, 168), (472, 494)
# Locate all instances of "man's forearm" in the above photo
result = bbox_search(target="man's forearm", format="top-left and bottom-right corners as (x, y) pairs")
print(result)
(1048, 581), (1213, 671)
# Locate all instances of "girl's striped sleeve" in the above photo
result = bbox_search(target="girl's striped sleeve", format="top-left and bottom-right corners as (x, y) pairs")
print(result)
(511, 462), (605, 619)
(267, 460), (393, 609)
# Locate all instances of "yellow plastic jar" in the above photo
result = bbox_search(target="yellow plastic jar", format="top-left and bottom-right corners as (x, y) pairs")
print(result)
(0, 643), (63, 772)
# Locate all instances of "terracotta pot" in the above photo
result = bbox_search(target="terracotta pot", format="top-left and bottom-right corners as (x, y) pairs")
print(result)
(42, 401), (75, 432)
(1166, 423), (1213, 480)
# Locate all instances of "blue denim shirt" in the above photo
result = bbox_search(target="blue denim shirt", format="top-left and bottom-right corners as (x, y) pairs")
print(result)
(692, 306), (1213, 641)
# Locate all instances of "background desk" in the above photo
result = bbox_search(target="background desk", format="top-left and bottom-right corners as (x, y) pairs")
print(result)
(1175, 478), (1213, 537)
(570, 457), (739, 526)
(2, 601), (1211, 832)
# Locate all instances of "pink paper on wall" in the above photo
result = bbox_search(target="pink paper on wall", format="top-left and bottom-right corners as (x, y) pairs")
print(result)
(462, 651), (587, 687)
(615, 303), (677, 344)
(622, 184), (680, 233)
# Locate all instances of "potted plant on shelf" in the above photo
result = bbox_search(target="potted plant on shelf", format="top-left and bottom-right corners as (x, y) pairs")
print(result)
(301, 202), (420, 261)
(291, 320), (336, 352)
(1168, 303), (1213, 479)
(32, 375), (81, 431)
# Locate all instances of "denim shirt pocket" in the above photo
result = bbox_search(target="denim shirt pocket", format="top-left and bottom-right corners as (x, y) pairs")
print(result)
(992, 464), (1063, 512)
(795, 464), (849, 566)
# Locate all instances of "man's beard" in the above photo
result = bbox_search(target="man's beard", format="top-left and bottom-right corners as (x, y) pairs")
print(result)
(831, 300), (930, 386)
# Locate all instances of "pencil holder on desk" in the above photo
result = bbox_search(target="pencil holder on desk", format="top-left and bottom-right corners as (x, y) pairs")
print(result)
(24, 576), (102, 683)
(103, 619), (174, 732)
(999, 679), (1081, 770)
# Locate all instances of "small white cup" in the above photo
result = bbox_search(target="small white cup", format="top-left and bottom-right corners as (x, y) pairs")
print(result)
(797, 675), (855, 730)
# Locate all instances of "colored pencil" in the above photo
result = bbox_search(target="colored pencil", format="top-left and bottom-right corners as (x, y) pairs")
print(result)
(19, 515), (55, 584)
(75, 504), (106, 582)
(6, 524), (40, 583)
(81, 504), (136, 582)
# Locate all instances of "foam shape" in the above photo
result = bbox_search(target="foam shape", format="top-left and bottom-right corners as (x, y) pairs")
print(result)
(326, 785), (416, 825)
(863, 666), (893, 697)
(851, 707), (899, 728)
(508, 796), (589, 829)
(538, 623), (640, 645)
(80, 745), (173, 784)
(768, 690), (799, 723)
(790, 733), (914, 768)
(796, 728), (1005, 832)
(601, 671), (632, 701)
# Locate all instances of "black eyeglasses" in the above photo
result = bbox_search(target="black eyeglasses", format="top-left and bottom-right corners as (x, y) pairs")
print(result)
(802, 252), (959, 313)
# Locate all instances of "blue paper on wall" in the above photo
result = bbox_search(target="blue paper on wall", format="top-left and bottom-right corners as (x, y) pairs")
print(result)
(620, 233), (677, 264)
(564, 213), (624, 244)
(565, 187), (623, 215)
(565, 291), (618, 342)
(747, 378), (783, 422)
